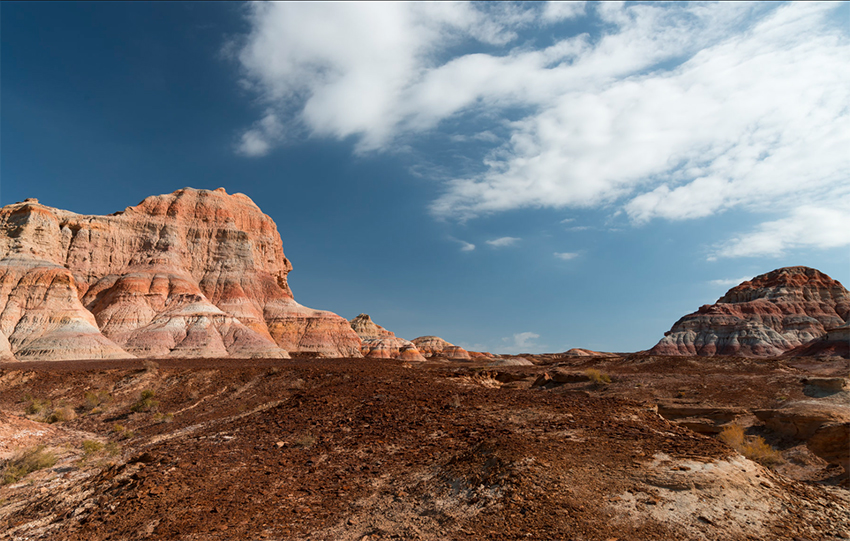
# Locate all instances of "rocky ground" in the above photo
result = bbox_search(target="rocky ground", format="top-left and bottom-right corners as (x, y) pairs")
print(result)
(0, 354), (848, 541)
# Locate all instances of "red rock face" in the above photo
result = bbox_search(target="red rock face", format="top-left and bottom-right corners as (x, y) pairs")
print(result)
(0, 188), (361, 360)
(651, 267), (850, 357)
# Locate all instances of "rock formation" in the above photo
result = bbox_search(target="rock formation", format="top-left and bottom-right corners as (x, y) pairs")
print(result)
(360, 337), (423, 360)
(349, 314), (428, 361)
(0, 188), (362, 360)
(349, 314), (395, 340)
(785, 321), (850, 358)
(0, 331), (15, 361)
(411, 336), (471, 359)
(651, 267), (849, 357)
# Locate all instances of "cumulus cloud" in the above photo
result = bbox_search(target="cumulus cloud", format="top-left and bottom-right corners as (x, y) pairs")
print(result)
(554, 252), (580, 261)
(501, 331), (541, 353)
(541, 2), (587, 23)
(709, 200), (850, 260)
(233, 2), (850, 257)
(486, 236), (521, 248)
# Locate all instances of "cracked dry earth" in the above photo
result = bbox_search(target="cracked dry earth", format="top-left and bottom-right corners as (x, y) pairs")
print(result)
(0, 357), (848, 541)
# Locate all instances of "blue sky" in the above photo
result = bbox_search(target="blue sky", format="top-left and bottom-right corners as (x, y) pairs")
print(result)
(2, 2), (848, 354)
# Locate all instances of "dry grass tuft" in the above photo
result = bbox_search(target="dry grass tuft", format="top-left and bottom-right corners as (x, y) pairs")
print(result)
(719, 425), (783, 467)
(1, 445), (57, 485)
(130, 390), (159, 413)
(585, 368), (612, 385)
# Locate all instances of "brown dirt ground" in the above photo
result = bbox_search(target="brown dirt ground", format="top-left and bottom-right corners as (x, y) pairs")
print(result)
(0, 355), (847, 541)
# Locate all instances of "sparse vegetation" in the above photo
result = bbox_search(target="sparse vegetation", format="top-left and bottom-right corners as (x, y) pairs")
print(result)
(1, 445), (57, 485)
(82, 390), (112, 412)
(112, 424), (135, 440)
(47, 404), (76, 424)
(585, 368), (612, 385)
(130, 389), (159, 413)
(719, 425), (784, 466)
(25, 396), (51, 416)
(82, 439), (104, 457)
(153, 412), (174, 423)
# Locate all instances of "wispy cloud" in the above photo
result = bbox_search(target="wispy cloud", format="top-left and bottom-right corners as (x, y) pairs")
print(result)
(233, 2), (849, 258)
(449, 236), (476, 252)
(709, 276), (753, 287)
(501, 331), (541, 353)
(554, 252), (579, 261)
(486, 236), (520, 248)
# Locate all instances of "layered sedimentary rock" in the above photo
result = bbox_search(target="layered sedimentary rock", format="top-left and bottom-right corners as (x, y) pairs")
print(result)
(785, 321), (850, 358)
(360, 337), (424, 361)
(0, 188), (362, 360)
(651, 267), (849, 357)
(350, 313), (427, 361)
(349, 314), (395, 339)
(411, 336), (471, 359)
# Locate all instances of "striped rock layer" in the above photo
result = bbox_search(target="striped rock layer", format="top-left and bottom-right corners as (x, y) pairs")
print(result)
(651, 267), (849, 357)
(0, 188), (362, 361)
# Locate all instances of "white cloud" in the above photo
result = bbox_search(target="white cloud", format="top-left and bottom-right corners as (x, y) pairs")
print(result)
(233, 2), (850, 257)
(449, 236), (476, 252)
(541, 2), (587, 23)
(710, 200), (850, 260)
(554, 252), (579, 260)
(486, 236), (521, 248)
(709, 276), (754, 287)
(501, 331), (541, 353)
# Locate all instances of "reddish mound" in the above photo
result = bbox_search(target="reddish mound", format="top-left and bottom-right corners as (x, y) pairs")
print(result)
(652, 267), (849, 357)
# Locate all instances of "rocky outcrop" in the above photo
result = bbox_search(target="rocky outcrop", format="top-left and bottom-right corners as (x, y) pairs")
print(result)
(350, 314), (427, 361)
(562, 348), (610, 357)
(785, 321), (850, 358)
(0, 331), (15, 361)
(807, 422), (850, 474)
(360, 337), (424, 361)
(0, 188), (362, 360)
(651, 267), (849, 357)
(349, 314), (394, 339)
(411, 336), (471, 359)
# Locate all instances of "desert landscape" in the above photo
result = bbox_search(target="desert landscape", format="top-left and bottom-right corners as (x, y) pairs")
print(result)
(0, 189), (847, 540)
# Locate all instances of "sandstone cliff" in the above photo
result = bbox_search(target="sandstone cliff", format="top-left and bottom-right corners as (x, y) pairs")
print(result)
(651, 267), (849, 357)
(0, 188), (362, 360)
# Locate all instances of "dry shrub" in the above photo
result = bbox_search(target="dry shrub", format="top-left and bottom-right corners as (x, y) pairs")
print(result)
(585, 368), (612, 385)
(47, 405), (76, 424)
(82, 440), (104, 457)
(112, 424), (135, 440)
(719, 425), (783, 467)
(1, 445), (57, 485)
(718, 424), (745, 448)
(130, 390), (159, 413)
(25, 397), (51, 416)
(82, 390), (112, 412)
